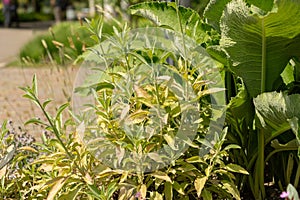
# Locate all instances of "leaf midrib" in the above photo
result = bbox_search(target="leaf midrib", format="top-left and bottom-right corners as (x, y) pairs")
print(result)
(261, 18), (266, 94)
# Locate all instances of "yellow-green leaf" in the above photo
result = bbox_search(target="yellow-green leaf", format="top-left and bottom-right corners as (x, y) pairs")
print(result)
(222, 181), (241, 200)
(223, 164), (249, 175)
(127, 110), (149, 124)
(163, 135), (178, 150)
(194, 176), (207, 197)
(18, 146), (38, 153)
(140, 184), (147, 198)
(47, 177), (68, 200)
(58, 186), (81, 200)
(150, 191), (163, 200)
(151, 171), (172, 183)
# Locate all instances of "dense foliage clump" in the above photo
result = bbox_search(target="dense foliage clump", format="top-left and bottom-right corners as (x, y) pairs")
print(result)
(1, 0), (300, 199)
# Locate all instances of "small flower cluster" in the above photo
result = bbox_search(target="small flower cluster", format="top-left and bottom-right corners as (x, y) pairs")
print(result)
(6, 120), (36, 147)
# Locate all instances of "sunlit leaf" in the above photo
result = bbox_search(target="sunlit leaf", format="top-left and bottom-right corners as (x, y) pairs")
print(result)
(47, 177), (68, 200)
(194, 176), (207, 197)
(140, 184), (147, 199)
(163, 135), (178, 150)
(151, 171), (172, 183)
(222, 180), (241, 200)
(223, 164), (249, 175)
(130, 2), (207, 42)
(221, 0), (300, 97)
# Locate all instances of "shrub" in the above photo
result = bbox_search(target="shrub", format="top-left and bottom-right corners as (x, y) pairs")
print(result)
(19, 19), (116, 65)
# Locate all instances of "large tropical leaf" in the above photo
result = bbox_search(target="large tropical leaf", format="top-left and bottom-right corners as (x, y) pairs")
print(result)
(130, 2), (208, 42)
(220, 0), (300, 97)
(204, 0), (231, 31)
(247, 0), (274, 11)
(204, 0), (273, 31)
(254, 92), (300, 148)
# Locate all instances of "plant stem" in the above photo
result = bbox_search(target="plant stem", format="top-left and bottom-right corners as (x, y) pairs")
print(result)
(257, 18), (266, 199)
(31, 92), (86, 176)
(258, 129), (266, 199)
(293, 161), (300, 188)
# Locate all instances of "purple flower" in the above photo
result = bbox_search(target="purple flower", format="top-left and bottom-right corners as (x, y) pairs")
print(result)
(135, 192), (142, 198)
(280, 191), (289, 199)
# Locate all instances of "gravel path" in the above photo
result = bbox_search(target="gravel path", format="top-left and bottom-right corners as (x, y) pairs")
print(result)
(0, 22), (81, 138)
(0, 66), (79, 138)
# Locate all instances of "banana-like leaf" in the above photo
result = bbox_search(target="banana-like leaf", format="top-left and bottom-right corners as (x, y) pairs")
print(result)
(204, 0), (273, 31)
(130, 2), (208, 42)
(221, 0), (300, 97)
(247, 0), (274, 11)
(254, 92), (300, 148)
(204, 0), (231, 31)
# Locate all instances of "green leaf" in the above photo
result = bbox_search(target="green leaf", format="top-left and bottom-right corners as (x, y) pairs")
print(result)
(130, 2), (207, 42)
(271, 139), (299, 150)
(43, 99), (52, 109)
(220, 0), (300, 97)
(22, 93), (35, 101)
(106, 182), (118, 199)
(254, 92), (300, 158)
(223, 144), (241, 151)
(32, 74), (38, 96)
(194, 176), (207, 197)
(87, 184), (102, 199)
(207, 45), (229, 66)
(185, 156), (205, 164)
(281, 63), (295, 85)
(226, 86), (254, 132)
(204, 0), (231, 31)
(164, 182), (173, 200)
(223, 163), (249, 175)
(173, 181), (185, 195)
(289, 117), (300, 146)
(58, 185), (81, 200)
(286, 153), (295, 184)
(56, 102), (69, 119)
(201, 189), (213, 200)
(247, 0), (274, 11)
(25, 118), (47, 126)
(254, 92), (300, 132)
